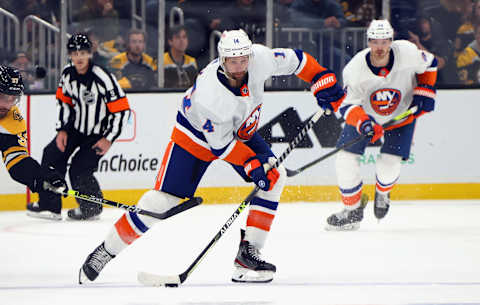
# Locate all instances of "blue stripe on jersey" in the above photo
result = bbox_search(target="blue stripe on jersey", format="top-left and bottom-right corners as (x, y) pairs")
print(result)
(430, 57), (438, 68)
(293, 49), (304, 71)
(251, 197), (278, 211)
(211, 142), (230, 157)
(176, 112), (208, 142)
(340, 182), (363, 195)
(128, 211), (149, 233)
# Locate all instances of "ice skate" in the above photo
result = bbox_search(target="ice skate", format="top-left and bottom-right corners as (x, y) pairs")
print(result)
(26, 202), (62, 221)
(374, 191), (390, 220)
(325, 194), (368, 231)
(67, 207), (101, 221)
(232, 230), (276, 283)
(79, 242), (115, 284)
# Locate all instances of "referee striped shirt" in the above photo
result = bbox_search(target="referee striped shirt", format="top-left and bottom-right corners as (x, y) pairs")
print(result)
(55, 62), (131, 142)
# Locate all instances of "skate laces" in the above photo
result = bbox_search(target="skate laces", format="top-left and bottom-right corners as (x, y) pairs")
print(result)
(334, 209), (351, 220)
(246, 244), (265, 263)
(88, 245), (113, 273)
(375, 193), (389, 208)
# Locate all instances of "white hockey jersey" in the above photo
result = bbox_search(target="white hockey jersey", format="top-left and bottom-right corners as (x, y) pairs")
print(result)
(341, 40), (436, 126)
(171, 44), (309, 164)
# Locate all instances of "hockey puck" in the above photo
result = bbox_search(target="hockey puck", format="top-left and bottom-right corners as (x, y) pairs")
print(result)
(165, 283), (179, 288)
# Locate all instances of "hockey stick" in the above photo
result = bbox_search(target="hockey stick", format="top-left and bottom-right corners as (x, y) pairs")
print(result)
(285, 106), (418, 177)
(137, 108), (327, 287)
(48, 187), (202, 220)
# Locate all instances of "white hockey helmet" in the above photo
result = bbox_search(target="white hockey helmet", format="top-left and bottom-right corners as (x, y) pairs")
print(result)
(367, 19), (394, 40)
(217, 29), (252, 67)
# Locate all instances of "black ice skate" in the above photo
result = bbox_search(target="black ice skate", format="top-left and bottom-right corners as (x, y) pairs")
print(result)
(232, 229), (276, 283)
(374, 191), (390, 220)
(26, 202), (62, 221)
(325, 194), (369, 231)
(67, 206), (101, 220)
(79, 242), (115, 284)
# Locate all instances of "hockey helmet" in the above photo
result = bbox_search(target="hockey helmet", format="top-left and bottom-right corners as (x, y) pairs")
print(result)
(367, 19), (394, 40)
(67, 33), (92, 53)
(217, 29), (252, 67)
(0, 65), (24, 97)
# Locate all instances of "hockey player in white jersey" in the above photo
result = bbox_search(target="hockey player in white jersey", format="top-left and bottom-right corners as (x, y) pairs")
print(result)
(78, 29), (345, 283)
(326, 20), (438, 231)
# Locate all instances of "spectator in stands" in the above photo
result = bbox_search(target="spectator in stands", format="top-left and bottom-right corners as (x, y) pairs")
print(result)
(110, 29), (157, 90)
(428, 0), (464, 43)
(455, 0), (477, 58)
(289, 0), (347, 29)
(408, 15), (455, 84)
(164, 25), (198, 89)
(86, 30), (110, 68)
(457, 23), (480, 85)
(74, 0), (121, 42)
(220, 0), (268, 44)
(9, 51), (44, 90)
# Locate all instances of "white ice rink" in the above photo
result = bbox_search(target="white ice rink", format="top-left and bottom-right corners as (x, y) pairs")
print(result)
(1, 199), (480, 305)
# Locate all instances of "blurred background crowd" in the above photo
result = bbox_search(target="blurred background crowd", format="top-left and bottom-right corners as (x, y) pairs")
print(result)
(0, 0), (478, 92)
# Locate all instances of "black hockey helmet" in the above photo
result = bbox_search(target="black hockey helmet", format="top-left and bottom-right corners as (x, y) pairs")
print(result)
(67, 33), (92, 53)
(0, 65), (24, 97)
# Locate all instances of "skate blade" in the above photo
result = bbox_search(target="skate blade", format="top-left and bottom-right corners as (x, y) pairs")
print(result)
(26, 211), (62, 221)
(325, 222), (360, 231)
(231, 267), (274, 283)
(78, 267), (91, 285)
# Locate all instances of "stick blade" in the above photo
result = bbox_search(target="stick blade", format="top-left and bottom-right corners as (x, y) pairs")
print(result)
(137, 271), (181, 287)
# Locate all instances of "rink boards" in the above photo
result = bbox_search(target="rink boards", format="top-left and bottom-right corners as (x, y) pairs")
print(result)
(0, 89), (479, 209)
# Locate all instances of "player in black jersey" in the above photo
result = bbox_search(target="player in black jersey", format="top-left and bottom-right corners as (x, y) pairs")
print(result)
(0, 65), (67, 213)
(27, 34), (131, 221)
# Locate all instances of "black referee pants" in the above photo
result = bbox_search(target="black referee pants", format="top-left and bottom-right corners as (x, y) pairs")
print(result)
(38, 129), (104, 215)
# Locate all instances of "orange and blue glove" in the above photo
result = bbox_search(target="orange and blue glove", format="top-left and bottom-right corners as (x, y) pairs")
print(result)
(244, 154), (280, 191)
(410, 84), (436, 117)
(358, 116), (384, 144)
(311, 69), (345, 113)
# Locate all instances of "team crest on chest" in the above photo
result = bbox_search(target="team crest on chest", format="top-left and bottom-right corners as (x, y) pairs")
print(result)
(240, 84), (250, 97)
(370, 88), (401, 115)
(237, 104), (261, 140)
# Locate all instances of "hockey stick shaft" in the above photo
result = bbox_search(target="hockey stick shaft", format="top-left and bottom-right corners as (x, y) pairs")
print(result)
(139, 108), (326, 286)
(55, 188), (202, 220)
(285, 107), (418, 177)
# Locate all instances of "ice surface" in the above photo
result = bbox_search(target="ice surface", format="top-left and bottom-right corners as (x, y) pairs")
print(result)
(1, 200), (480, 305)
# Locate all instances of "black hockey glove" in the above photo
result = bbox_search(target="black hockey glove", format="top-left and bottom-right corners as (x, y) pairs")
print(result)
(33, 166), (68, 196)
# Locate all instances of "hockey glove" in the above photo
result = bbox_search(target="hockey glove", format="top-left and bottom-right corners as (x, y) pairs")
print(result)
(33, 166), (68, 196)
(410, 84), (436, 118)
(311, 69), (345, 113)
(244, 155), (280, 191)
(358, 117), (384, 144)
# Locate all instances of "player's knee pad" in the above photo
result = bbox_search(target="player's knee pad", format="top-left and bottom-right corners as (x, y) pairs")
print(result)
(136, 190), (181, 227)
(376, 153), (402, 184)
(257, 164), (286, 202)
(336, 150), (361, 189)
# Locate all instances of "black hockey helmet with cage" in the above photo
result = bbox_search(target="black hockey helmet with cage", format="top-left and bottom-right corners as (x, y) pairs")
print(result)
(0, 65), (24, 96)
(67, 33), (92, 53)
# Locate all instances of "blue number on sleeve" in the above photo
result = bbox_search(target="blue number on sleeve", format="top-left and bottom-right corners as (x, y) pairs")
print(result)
(202, 119), (214, 133)
(274, 52), (285, 58)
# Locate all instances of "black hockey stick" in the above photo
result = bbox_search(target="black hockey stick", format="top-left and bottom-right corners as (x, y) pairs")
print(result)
(137, 108), (328, 287)
(49, 187), (202, 220)
(285, 106), (418, 177)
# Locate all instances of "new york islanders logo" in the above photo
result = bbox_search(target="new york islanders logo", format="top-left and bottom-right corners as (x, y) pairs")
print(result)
(370, 88), (402, 115)
(237, 104), (262, 140)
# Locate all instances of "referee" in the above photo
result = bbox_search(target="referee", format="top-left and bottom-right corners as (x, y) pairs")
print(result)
(27, 33), (131, 220)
